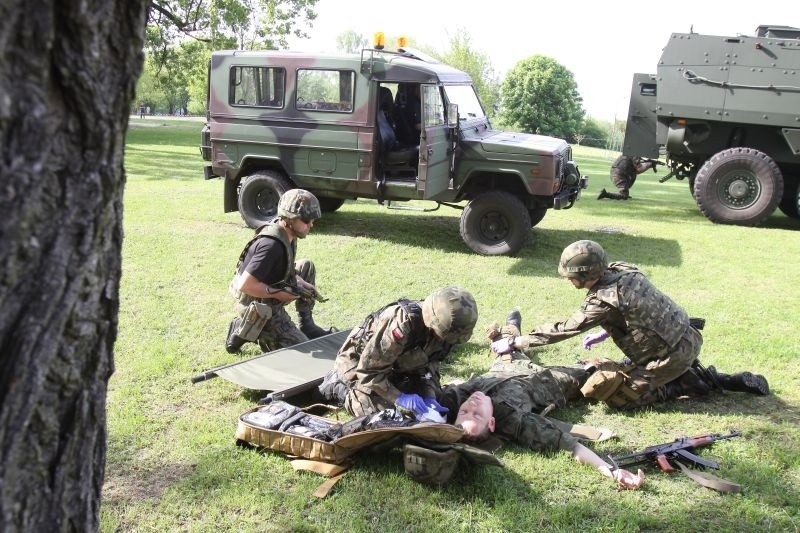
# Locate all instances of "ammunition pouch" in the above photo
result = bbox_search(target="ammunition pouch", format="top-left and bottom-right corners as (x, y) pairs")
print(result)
(236, 302), (273, 341)
(580, 370), (624, 401)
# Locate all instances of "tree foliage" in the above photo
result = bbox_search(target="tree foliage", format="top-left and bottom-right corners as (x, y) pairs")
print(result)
(499, 55), (584, 138)
(336, 29), (369, 54)
(435, 30), (500, 118)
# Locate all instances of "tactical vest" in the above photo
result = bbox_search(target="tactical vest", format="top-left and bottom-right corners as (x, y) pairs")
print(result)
(352, 299), (430, 356)
(230, 222), (297, 306)
(593, 262), (689, 364)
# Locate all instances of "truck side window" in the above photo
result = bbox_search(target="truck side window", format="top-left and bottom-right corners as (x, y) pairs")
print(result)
(296, 69), (355, 112)
(229, 66), (285, 107)
(422, 85), (444, 127)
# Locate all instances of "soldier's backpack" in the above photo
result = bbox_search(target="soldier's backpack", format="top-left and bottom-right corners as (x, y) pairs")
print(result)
(235, 401), (502, 496)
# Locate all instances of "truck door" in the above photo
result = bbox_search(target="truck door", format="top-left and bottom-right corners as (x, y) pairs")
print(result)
(622, 73), (660, 158)
(418, 85), (451, 199)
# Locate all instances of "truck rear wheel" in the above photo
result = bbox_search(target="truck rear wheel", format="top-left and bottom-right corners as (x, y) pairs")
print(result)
(693, 148), (782, 225)
(460, 191), (531, 256)
(317, 197), (346, 213)
(238, 170), (292, 229)
(778, 177), (799, 219)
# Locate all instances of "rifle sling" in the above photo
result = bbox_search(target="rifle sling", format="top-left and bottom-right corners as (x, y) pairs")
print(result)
(674, 460), (742, 493)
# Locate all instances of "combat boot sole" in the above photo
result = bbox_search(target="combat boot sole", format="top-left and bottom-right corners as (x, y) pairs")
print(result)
(739, 372), (770, 396)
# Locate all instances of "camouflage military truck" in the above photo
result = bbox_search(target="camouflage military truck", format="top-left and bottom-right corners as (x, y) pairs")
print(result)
(623, 25), (800, 225)
(200, 43), (587, 255)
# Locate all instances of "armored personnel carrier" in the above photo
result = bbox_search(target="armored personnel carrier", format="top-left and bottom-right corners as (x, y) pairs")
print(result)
(623, 25), (800, 224)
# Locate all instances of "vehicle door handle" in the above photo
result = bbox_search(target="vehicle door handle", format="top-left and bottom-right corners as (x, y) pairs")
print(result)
(427, 147), (434, 156)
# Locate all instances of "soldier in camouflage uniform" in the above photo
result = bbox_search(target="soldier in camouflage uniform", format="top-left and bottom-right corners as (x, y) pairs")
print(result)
(491, 240), (768, 409)
(597, 155), (654, 200)
(318, 286), (478, 417)
(225, 189), (332, 354)
(439, 318), (644, 489)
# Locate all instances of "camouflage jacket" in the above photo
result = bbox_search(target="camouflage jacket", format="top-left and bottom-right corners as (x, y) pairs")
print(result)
(611, 155), (636, 177)
(439, 362), (583, 452)
(334, 299), (453, 404)
(524, 262), (690, 365)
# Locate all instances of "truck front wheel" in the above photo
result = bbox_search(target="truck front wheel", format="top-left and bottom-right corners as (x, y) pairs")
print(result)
(693, 147), (782, 225)
(460, 191), (531, 256)
(238, 170), (292, 228)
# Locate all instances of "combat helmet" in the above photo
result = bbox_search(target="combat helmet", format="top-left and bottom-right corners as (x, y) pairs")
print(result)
(277, 189), (321, 220)
(422, 286), (478, 344)
(558, 240), (608, 281)
(403, 444), (460, 486)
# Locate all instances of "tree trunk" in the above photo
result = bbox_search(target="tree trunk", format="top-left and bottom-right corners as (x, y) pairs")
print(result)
(0, 1), (149, 530)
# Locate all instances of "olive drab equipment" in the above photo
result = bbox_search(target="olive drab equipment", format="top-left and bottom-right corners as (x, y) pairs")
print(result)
(557, 240), (608, 281)
(421, 286), (478, 344)
(278, 189), (322, 220)
(235, 401), (501, 497)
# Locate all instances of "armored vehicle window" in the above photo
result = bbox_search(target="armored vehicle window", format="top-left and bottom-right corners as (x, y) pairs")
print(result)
(229, 66), (285, 108)
(296, 69), (355, 112)
(422, 85), (445, 127)
(640, 83), (656, 96)
(443, 85), (485, 120)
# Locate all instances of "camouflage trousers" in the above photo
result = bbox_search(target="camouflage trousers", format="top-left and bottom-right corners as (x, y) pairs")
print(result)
(342, 373), (441, 417)
(234, 258), (317, 351)
(610, 171), (634, 197)
(611, 326), (703, 409)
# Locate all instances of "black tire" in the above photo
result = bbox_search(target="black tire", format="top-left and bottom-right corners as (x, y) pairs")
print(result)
(317, 197), (345, 213)
(778, 177), (800, 219)
(693, 147), (783, 225)
(237, 170), (292, 229)
(528, 207), (547, 227)
(460, 191), (531, 256)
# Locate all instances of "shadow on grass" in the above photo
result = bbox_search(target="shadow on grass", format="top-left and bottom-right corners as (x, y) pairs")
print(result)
(311, 207), (685, 270)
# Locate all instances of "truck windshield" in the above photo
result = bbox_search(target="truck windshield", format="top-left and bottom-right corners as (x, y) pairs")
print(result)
(443, 85), (485, 120)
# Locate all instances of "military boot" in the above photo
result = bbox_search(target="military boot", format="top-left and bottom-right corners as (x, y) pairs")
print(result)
(225, 318), (247, 354)
(506, 309), (522, 332)
(707, 366), (769, 395)
(660, 368), (712, 401)
(299, 310), (334, 339)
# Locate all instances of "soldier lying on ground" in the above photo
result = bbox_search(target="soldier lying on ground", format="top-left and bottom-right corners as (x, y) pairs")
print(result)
(437, 317), (643, 490)
(491, 240), (769, 410)
(317, 286), (479, 417)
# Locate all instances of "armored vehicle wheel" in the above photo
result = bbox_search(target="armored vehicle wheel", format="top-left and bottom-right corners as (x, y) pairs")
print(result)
(238, 170), (292, 228)
(460, 191), (531, 256)
(528, 207), (547, 227)
(693, 148), (782, 225)
(317, 197), (345, 213)
(778, 177), (800, 219)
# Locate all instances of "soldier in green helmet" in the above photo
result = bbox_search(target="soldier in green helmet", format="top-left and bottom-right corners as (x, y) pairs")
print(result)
(491, 240), (769, 409)
(318, 286), (479, 417)
(225, 189), (333, 354)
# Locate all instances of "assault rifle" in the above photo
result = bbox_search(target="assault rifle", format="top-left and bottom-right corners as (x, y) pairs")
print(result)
(275, 281), (328, 303)
(608, 430), (741, 472)
(639, 157), (666, 172)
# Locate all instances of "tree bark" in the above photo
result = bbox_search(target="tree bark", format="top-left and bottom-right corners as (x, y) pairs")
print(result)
(0, 1), (149, 530)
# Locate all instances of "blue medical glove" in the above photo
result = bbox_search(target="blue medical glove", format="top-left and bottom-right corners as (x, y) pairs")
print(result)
(491, 337), (514, 355)
(395, 393), (427, 416)
(423, 397), (449, 414)
(582, 330), (610, 350)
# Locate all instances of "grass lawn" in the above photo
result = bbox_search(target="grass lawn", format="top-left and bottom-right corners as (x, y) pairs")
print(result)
(102, 118), (800, 532)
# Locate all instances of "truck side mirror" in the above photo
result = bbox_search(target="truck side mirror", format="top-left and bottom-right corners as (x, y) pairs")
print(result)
(447, 103), (458, 127)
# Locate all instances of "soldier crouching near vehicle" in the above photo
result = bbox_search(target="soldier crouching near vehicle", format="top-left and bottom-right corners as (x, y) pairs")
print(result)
(598, 155), (654, 200)
(225, 189), (333, 354)
(317, 286), (478, 417)
(491, 240), (769, 409)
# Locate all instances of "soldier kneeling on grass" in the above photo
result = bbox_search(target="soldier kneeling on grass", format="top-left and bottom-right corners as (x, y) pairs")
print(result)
(490, 240), (769, 410)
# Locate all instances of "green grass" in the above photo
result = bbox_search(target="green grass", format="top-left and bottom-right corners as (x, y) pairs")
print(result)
(102, 119), (800, 532)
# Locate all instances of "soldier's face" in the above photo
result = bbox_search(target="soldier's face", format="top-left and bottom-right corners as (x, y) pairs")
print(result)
(455, 391), (495, 440)
(290, 217), (314, 239)
(568, 277), (599, 290)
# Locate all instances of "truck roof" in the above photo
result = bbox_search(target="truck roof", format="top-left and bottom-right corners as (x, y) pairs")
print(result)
(210, 49), (473, 85)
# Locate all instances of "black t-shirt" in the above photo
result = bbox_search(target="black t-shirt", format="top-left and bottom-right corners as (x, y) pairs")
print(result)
(238, 237), (288, 285)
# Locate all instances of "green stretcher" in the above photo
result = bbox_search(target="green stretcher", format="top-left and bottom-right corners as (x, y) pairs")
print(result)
(191, 329), (352, 401)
